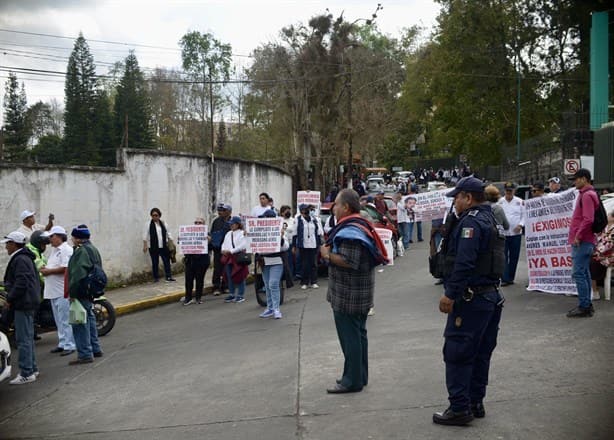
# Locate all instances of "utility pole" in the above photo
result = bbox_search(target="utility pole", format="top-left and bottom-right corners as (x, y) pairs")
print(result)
(347, 58), (353, 189)
(209, 70), (215, 162)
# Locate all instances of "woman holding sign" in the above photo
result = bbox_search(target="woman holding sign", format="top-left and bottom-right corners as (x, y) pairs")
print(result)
(258, 210), (289, 319)
(183, 217), (210, 305)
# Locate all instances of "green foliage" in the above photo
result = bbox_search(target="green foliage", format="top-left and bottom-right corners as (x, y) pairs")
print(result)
(216, 119), (227, 153)
(114, 51), (154, 149)
(31, 134), (63, 164)
(94, 90), (116, 166)
(2, 72), (29, 161)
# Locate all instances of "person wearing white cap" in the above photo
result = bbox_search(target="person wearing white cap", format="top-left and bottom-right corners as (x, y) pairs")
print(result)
(39, 226), (76, 356)
(547, 177), (563, 195)
(17, 210), (53, 241)
(2, 231), (41, 384)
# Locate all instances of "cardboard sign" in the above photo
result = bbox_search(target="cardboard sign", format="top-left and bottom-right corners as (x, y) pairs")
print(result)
(375, 227), (394, 266)
(297, 191), (321, 214)
(178, 224), (208, 255)
(245, 217), (284, 254)
(405, 189), (451, 222)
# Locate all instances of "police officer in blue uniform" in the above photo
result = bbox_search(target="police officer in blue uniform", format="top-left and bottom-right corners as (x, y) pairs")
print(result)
(433, 176), (505, 426)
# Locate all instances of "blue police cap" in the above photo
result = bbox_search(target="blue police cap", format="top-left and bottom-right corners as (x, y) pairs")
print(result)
(446, 177), (485, 197)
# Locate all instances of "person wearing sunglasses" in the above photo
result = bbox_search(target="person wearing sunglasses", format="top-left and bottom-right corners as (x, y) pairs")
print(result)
(530, 182), (545, 198)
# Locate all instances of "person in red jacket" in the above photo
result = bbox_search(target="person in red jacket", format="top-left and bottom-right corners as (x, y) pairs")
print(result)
(567, 168), (599, 318)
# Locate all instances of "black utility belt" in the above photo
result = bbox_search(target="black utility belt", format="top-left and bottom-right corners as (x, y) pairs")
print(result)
(463, 285), (498, 301)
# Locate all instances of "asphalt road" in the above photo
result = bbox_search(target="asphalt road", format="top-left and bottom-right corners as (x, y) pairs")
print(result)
(1, 239), (613, 439)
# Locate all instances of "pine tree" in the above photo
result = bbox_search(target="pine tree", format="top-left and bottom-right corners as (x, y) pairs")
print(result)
(114, 51), (154, 149)
(2, 72), (30, 161)
(216, 119), (227, 153)
(63, 33), (98, 165)
(93, 89), (115, 166)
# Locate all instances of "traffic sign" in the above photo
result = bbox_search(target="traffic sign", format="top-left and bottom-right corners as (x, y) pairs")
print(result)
(564, 159), (580, 175)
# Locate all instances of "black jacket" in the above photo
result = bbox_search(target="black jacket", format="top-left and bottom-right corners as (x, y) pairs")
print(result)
(3, 246), (41, 311)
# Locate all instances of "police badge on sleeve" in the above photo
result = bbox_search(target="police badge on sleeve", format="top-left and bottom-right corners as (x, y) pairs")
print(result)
(461, 227), (474, 238)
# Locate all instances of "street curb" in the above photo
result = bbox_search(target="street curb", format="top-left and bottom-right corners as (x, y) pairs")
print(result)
(114, 275), (256, 316)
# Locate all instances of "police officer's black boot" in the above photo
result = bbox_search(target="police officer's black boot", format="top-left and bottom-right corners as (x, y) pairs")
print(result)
(470, 402), (485, 418)
(432, 408), (474, 426)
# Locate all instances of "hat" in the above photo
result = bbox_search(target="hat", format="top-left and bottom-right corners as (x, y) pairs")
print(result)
(217, 203), (232, 211)
(1, 231), (27, 244)
(19, 210), (35, 222)
(44, 226), (67, 236)
(446, 177), (486, 197)
(569, 168), (591, 181)
(532, 182), (545, 190)
(503, 182), (516, 190)
(299, 204), (310, 212)
(365, 196), (375, 203)
(548, 177), (560, 184)
(259, 209), (277, 218)
(227, 216), (242, 226)
(71, 224), (91, 239)
(377, 190), (385, 195)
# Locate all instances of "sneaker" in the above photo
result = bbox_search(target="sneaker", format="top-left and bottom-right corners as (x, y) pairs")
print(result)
(301, 285), (308, 290)
(224, 295), (235, 303)
(33, 370), (40, 378)
(592, 291), (601, 300)
(9, 374), (36, 385)
(273, 310), (282, 319)
(183, 299), (195, 306)
(367, 308), (375, 316)
(212, 290), (221, 296)
(311, 284), (319, 289)
(234, 297), (246, 303)
(260, 309), (275, 318)
(165, 277), (176, 282)
(197, 300), (203, 304)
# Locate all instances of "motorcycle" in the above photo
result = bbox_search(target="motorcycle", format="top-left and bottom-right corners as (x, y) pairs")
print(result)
(0, 284), (116, 345)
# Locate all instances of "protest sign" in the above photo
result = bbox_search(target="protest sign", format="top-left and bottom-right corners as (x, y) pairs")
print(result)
(297, 191), (321, 214)
(245, 217), (284, 254)
(525, 189), (577, 294)
(178, 224), (208, 255)
(405, 189), (451, 222)
(375, 228), (394, 266)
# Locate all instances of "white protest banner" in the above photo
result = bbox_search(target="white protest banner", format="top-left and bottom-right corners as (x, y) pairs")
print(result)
(408, 189), (451, 222)
(245, 217), (284, 254)
(525, 188), (577, 294)
(375, 227), (394, 266)
(297, 191), (321, 214)
(178, 224), (208, 255)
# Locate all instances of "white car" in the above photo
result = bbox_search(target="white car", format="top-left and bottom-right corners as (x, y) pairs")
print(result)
(0, 331), (11, 383)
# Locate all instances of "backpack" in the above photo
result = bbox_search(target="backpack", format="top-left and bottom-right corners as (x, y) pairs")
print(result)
(580, 190), (608, 234)
(80, 245), (107, 298)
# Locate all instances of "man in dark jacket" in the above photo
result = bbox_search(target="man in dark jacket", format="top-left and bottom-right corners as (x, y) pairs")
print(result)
(209, 204), (231, 295)
(2, 231), (40, 384)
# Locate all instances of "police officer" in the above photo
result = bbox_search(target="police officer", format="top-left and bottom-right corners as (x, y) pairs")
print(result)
(433, 176), (505, 426)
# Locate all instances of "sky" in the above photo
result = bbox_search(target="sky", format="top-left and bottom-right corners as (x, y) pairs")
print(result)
(0, 0), (441, 122)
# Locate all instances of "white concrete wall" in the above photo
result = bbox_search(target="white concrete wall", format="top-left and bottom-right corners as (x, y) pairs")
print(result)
(0, 149), (293, 283)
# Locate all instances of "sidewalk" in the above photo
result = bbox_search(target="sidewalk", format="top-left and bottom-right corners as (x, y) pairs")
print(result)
(106, 274), (255, 316)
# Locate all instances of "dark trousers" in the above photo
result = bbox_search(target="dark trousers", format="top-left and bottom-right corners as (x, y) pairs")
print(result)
(211, 249), (227, 290)
(443, 296), (502, 412)
(149, 247), (172, 281)
(299, 247), (318, 285)
(333, 311), (368, 390)
(503, 235), (522, 283)
(184, 254), (210, 301)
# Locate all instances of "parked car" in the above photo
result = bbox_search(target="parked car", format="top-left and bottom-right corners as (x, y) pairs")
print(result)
(394, 171), (414, 183)
(0, 331), (11, 383)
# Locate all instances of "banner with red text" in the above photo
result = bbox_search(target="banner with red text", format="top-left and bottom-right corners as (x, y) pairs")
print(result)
(525, 189), (577, 294)
(297, 191), (321, 215)
(245, 217), (284, 254)
(375, 228), (394, 266)
(403, 189), (451, 222)
(178, 224), (208, 254)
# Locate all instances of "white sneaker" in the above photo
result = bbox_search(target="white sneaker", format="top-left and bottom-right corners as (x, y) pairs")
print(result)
(311, 284), (319, 289)
(301, 285), (308, 290)
(33, 370), (40, 378)
(183, 299), (196, 306)
(9, 374), (36, 385)
(212, 290), (221, 296)
(367, 308), (375, 316)
(592, 291), (601, 300)
(273, 310), (283, 319)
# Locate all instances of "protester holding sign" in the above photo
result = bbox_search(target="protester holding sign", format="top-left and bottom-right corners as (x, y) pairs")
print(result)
(181, 218), (210, 305)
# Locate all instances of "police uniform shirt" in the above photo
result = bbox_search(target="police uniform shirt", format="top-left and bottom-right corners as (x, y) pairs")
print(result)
(444, 204), (500, 301)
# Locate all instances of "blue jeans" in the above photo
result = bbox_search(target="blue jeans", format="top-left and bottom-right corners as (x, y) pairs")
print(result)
(503, 235), (522, 283)
(14, 310), (37, 376)
(225, 265), (245, 298)
(263, 264), (284, 311)
(71, 299), (102, 360)
(571, 242), (595, 309)
(50, 297), (75, 350)
(398, 222), (410, 249)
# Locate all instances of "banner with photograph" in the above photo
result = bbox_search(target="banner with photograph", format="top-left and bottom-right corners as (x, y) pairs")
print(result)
(403, 189), (451, 222)
(375, 228), (394, 266)
(525, 189), (577, 294)
(245, 217), (284, 254)
(178, 224), (208, 254)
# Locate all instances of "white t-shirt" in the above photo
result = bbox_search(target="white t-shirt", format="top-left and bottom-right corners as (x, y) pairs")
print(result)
(43, 242), (73, 299)
(17, 223), (45, 241)
(497, 196), (525, 236)
(143, 221), (172, 248)
(396, 201), (408, 223)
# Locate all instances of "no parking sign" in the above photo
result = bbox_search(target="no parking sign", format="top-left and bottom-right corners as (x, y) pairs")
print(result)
(564, 159), (580, 175)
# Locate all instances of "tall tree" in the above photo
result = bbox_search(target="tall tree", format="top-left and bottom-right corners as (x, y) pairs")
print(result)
(2, 72), (29, 161)
(94, 89), (115, 166)
(114, 51), (154, 149)
(179, 31), (232, 155)
(216, 119), (227, 153)
(63, 33), (98, 165)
